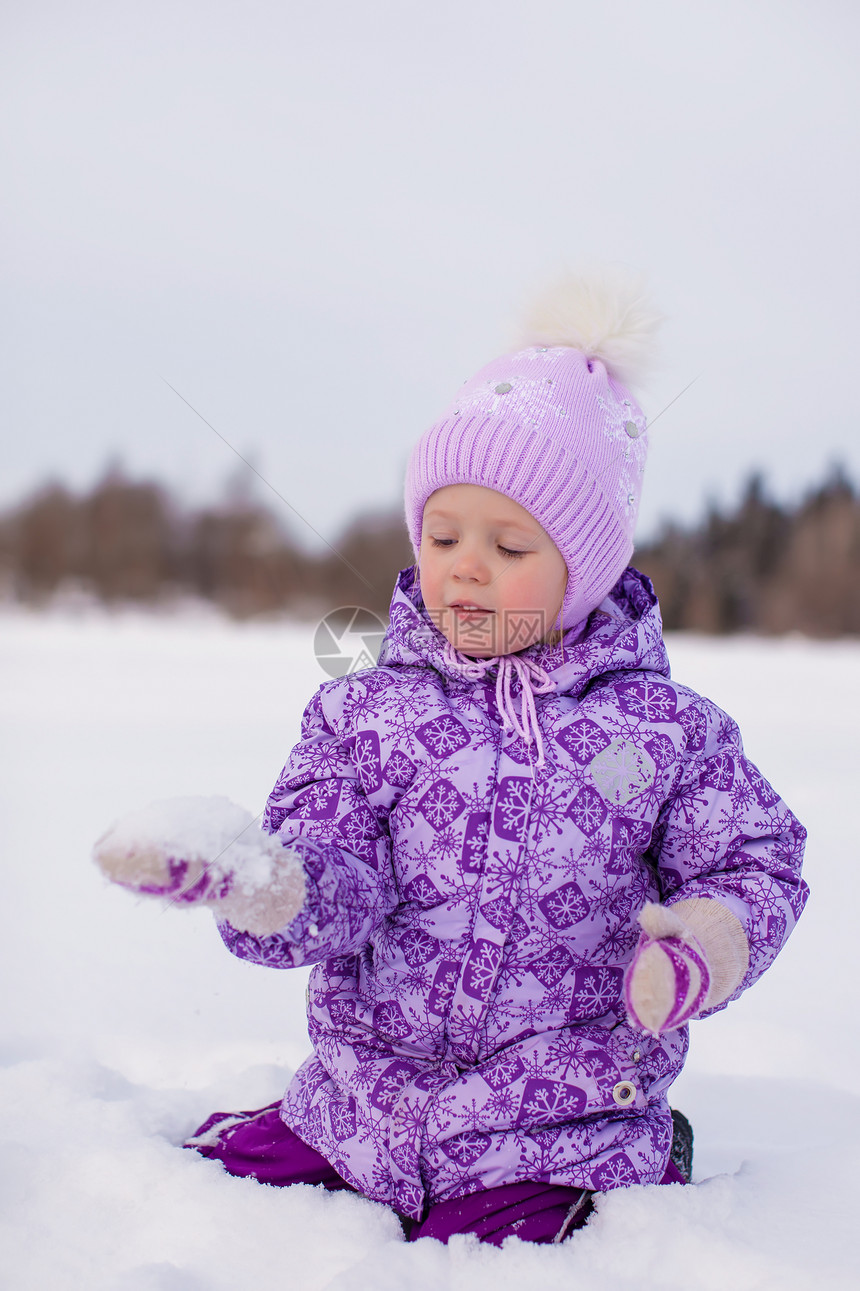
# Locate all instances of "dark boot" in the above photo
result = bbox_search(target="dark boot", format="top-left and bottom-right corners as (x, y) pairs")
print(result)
(670, 1108), (694, 1183)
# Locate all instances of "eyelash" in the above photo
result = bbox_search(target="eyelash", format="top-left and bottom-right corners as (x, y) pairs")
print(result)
(430, 538), (527, 560)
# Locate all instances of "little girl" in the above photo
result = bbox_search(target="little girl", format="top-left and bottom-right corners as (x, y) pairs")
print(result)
(96, 271), (808, 1247)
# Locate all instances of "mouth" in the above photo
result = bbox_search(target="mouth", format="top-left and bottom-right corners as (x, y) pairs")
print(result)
(449, 602), (494, 618)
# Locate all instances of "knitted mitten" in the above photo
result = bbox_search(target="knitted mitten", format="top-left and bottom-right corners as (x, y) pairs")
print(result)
(93, 796), (306, 937)
(624, 899), (749, 1036)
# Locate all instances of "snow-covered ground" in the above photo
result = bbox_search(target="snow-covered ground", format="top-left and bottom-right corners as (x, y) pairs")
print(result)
(1, 608), (857, 1290)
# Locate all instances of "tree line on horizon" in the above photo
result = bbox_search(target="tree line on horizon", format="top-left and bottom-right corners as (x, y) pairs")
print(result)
(0, 464), (857, 635)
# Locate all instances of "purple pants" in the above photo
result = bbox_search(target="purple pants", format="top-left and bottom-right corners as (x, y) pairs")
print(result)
(186, 1102), (685, 1246)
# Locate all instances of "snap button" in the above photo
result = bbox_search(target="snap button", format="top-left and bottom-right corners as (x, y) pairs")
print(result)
(612, 1080), (637, 1107)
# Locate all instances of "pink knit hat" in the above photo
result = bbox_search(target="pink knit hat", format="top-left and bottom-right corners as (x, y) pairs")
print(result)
(405, 269), (662, 629)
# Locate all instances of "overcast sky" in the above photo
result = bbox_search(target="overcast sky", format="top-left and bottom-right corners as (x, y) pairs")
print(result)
(3, 0), (859, 550)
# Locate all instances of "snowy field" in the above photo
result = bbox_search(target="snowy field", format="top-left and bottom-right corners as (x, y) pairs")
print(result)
(1, 607), (858, 1290)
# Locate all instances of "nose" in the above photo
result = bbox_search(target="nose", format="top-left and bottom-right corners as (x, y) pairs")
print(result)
(451, 537), (490, 582)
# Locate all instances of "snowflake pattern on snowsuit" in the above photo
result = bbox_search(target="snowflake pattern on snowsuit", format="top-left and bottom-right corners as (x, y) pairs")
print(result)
(218, 565), (807, 1220)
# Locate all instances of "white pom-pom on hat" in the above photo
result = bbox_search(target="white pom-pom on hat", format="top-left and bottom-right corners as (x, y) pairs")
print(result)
(519, 264), (663, 393)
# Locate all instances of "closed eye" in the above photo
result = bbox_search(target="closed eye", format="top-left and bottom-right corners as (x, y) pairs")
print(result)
(430, 537), (528, 559)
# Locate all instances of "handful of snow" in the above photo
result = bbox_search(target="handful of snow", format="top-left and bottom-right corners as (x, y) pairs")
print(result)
(93, 796), (306, 937)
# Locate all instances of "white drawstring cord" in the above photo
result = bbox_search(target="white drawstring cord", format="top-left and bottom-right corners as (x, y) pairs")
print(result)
(443, 643), (554, 769)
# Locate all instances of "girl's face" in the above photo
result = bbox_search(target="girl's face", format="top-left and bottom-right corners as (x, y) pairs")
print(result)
(418, 484), (568, 658)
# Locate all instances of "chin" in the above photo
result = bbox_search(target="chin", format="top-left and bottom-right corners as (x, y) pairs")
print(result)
(456, 634), (541, 658)
(448, 633), (497, 658)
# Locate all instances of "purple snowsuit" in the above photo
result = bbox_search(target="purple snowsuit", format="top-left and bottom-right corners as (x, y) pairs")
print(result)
(219, 566), (807, 1221)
